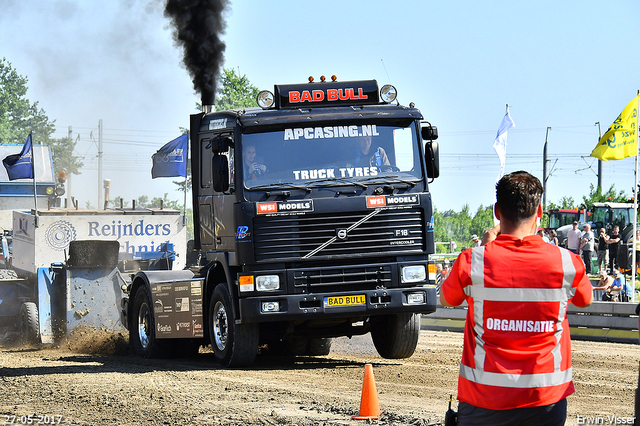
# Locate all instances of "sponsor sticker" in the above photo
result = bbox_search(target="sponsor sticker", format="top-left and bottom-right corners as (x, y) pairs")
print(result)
(367, 195), (419, 208)
(256, 200), (314, 215)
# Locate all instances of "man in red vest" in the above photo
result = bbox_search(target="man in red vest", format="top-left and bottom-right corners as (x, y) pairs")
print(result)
(441, 170), (593, 425)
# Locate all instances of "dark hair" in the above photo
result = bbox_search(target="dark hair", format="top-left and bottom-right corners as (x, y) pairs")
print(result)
(495, 170), (543, 225)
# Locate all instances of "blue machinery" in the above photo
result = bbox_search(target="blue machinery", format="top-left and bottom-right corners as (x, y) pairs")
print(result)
(0, 240), (176, 343)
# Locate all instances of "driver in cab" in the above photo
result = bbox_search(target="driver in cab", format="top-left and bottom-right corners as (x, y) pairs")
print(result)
(353, 136), (391, 169)
(243, 145), (266, 180)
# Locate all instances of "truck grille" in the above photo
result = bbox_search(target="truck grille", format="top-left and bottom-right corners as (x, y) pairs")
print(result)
(292, 264), (394, 293)
(253, 208), (424, 262)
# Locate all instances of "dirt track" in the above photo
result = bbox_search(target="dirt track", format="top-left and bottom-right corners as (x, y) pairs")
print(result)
(0, 329), (638, 426)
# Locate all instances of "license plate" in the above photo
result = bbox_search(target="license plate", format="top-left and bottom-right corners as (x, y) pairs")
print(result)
(324, 294), (366, 308)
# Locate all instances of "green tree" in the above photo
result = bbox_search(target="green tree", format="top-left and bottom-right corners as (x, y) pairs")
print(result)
(0, 57), (81, 178)
(434, 204), (474, 252)
(45, 136), (84, 176)
(581, 183), (628, 207)
(215, 68), (260, 110)
(469, 204), (494, 242)
(0, 57), (55, 145)
(131, 193), (182, 210)
(112, 196), (129, 208)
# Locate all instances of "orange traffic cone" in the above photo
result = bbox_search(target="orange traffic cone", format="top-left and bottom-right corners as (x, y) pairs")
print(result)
(352, 363), (381, 419)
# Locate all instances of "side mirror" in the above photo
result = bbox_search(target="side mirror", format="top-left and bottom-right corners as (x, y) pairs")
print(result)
(425, 141), (440, 179)
(421, 125), (438, 141)
(212, 155), (229, 192)
(208, 136), (232, 153)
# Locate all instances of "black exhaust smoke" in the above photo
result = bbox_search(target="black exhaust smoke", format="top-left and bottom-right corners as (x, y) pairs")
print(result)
(164, 0), (230, 108)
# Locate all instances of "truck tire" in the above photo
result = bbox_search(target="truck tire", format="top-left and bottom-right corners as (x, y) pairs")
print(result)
(370, 313), (420, 359)
(130, 285), (172, 358)
(209, 284), (259, 367)
(307, 338), (332, 356)
(20, 302), (40, 345)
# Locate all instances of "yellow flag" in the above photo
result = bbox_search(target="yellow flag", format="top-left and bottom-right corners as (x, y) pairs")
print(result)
(590, 94), (639, 161)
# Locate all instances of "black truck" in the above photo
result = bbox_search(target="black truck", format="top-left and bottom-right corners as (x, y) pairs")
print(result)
(124, 77), (441, 366)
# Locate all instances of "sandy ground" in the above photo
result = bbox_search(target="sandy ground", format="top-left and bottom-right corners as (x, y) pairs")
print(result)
(0, 328), (638, 426)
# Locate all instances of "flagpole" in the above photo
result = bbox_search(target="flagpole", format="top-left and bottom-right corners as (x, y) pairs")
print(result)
(183, 132), (189, 227)
(30, 132), (39, 228)
(633, 92), (639, 302)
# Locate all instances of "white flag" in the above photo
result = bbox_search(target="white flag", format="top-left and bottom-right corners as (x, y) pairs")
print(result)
(493, 111), (515, 183)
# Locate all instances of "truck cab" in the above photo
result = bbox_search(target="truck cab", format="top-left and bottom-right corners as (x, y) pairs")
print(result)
(127, 78), (440, 366)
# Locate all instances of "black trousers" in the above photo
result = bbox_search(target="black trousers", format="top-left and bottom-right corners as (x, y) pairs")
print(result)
(457, 398), (567, 426)
(609, 248), (618, 272)
(582, 250), (593, 273)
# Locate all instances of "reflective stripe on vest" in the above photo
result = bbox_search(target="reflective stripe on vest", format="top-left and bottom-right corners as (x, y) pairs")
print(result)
(459, 364), (573, 389)
(462, 245), (575, 388)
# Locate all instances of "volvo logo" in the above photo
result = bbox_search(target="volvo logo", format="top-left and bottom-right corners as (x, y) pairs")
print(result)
(337, 229), (348, 240)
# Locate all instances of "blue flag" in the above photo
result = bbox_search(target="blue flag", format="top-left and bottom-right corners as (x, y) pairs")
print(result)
(3, 133), (34, 180)
(151, 134), (188, 178)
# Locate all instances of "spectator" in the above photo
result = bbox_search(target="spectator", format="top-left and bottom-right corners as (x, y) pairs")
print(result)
(471, 234), (481, 247)
(566, 221), (581, 254)
(593, 270), (613, 289)
(580, 223), (595, 274)
(610, 269), (632, 302)
(607, 225), (621, 273)
(548, 229), (559, 246)
(441, 170), (592, 424)
(537, 228), (549, 243)
(597, 228), (608, 274)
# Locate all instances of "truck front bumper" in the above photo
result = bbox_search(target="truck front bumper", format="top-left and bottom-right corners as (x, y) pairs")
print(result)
(238, 286), (437, 323)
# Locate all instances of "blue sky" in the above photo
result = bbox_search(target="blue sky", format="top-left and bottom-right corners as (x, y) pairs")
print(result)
(1, 0), (639, 212)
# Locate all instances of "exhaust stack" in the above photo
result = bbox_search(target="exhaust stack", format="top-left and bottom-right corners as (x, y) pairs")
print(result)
(202, 90), (215, 114)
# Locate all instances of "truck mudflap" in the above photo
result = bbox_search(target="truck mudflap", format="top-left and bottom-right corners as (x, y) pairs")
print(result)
(237, 286), (437, 323)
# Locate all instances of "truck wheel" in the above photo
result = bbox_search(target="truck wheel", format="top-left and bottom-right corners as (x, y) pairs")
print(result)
(370, 313), (420, 359)
(130, 285), (172, 358)
(307, 338), (332, 356)
(20, 302), (40, 345)
(209, 284), (259, 367)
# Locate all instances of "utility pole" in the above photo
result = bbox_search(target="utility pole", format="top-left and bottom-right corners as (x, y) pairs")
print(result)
(542, 127), (551, 210)
(98, 119), (103, 210)
(595, 122), (602, 190)
(67, 126), (73, 208)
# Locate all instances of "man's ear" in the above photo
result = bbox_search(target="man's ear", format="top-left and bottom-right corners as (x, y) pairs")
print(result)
(494, 204), (501, 221)
(537, 204), (543, 219)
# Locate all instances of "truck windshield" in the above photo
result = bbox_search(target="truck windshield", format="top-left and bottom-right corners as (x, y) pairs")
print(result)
(241, 124), (422, 189)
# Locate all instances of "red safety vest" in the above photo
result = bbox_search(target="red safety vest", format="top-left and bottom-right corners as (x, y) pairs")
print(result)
(442, 234), (593, 410)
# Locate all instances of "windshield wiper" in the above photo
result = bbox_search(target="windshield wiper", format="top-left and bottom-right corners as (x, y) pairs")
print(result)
(249, 182), (311, 192)
(307, 177), (368, 189)
(357, 175), (417, 187)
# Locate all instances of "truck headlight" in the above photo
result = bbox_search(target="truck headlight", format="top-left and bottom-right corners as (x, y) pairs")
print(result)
(407, 292), (425, 304)
(401, 265), (426, 283)
(256, 275), (280, 291)
(261, 301), (280, 312)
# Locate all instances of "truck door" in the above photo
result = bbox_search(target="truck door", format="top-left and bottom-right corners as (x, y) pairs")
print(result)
(197, 133), (235, 252)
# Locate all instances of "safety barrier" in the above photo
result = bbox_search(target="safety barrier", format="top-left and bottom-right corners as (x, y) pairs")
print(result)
(421, 301), (639, 344)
